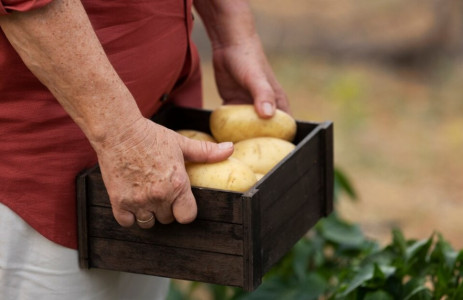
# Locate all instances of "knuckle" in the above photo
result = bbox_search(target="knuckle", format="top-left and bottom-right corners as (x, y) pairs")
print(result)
(199, 141), (213, 161)
(170, 171), (189, 192)
(149, 185), (166, 200)
(130, 193), (146, 206)
(108, 193), (122, 205)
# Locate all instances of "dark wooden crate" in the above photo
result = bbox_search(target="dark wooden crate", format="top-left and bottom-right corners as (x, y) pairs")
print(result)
(77, 105), (333, 291)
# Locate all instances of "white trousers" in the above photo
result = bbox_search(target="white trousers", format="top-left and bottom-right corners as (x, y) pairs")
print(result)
(0, 203), (170, 300)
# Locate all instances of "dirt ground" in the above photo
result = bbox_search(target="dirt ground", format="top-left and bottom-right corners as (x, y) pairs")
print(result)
(194, 1), (463, 249)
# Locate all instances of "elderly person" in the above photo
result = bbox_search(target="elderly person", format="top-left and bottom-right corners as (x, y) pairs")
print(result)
(0, 0), (289, 299)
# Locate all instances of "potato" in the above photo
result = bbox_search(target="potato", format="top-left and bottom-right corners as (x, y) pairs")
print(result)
(231, 137), (296, 174)
(255, 173), (265, 181)
(210, 105), (297, 143)
(186, 158), (257, 192)
(176, 129), (217, 142)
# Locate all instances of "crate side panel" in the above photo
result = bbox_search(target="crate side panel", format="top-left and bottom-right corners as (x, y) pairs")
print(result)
(257, 131), (322, 213)
(89, 206), (243, 255)
(261, 187), (324, 273)
(89, 238), (244, 287)
(260, 163), (322, 235)
(256, 128), (328, 272)
(242, 194), (262, 292)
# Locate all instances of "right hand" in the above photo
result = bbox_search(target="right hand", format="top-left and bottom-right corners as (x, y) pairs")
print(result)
(94, 117), (234, 228)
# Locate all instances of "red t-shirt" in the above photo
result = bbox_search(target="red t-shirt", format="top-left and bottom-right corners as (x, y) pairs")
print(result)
(0, 0), (202, 249)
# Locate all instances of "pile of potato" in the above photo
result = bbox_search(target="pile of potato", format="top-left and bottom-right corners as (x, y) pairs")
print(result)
(177, 105), (297, 192)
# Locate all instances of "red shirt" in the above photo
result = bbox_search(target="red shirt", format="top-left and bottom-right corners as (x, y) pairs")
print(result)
(0, 0), (202, 249)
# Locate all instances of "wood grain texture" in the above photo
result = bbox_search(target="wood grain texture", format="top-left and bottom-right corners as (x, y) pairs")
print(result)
(88, 206), (244, 255)
(242, 193), (262, 291)
(89, 238), (244, 287)
(261, 187), (325, 273)
(253, 123), (332, 274)
(256, 129), (323, 214)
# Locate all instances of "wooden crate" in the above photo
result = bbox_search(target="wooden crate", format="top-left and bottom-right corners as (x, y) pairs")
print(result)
(77, 105), (333, 291)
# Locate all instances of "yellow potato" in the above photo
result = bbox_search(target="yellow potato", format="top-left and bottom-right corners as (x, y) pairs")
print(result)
(210, 105), (297, 143)
(255, 173), (265, 181)
(231, 137), (296, 174)
(176, 129), (217, 142)
(186, 158), (257, 192)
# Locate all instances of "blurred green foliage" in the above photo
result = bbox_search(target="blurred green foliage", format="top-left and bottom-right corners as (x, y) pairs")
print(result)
(167, 168), (463, 300)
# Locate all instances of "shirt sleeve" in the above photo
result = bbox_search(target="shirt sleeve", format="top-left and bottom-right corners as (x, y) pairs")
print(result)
(0, 0), (54, 15)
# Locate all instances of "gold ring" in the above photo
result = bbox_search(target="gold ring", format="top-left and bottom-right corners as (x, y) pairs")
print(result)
(136, 214), (154, 224)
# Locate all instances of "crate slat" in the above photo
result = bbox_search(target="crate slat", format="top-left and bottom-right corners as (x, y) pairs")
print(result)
(88, 206), (244, 255)
(89, 238), (244, 287)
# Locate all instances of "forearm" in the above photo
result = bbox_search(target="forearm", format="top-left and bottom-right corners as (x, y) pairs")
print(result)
(0, 0), (142, 148)
(194, 0), (258, 49)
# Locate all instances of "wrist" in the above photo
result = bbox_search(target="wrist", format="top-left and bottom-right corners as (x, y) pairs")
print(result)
(195, 0), (258, 49)
(90, 114), (147, 155)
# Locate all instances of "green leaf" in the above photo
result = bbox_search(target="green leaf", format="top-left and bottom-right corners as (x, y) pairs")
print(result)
(319, 214), (365, 247)
(361, 248), (394, 267)
(292, 238), (314, 281)
(403, 286), (432, 300)
(209, 284), (231, 300)
(391, 228), (407, 256)
(237, 277), (286, 300)
(383, 276), (403, 299)
(337, 264), (374, 297)
(166, 282), (188, 300)
(404, 234), (434, 276)
(334, 168), (358, 201)
(405, 235), (433, 262)
(402, 278), (432, 300)
(431, 233), (458, 270)
(239, 274), (326, 300)
(293, 273), (327, 299)
(362, 264), (394, 290)
(364, 290), (394, 300)
(452, 280), (463, 299)
(373, 264), (396, 280)
(456, 250), (463, 273)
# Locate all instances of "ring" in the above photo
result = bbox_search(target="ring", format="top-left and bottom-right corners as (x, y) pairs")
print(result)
(136, 214), (154, 224)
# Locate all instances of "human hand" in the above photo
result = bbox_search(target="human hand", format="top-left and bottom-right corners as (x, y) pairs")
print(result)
(94, 118), (234, 228)
(212, 35), (290, 118)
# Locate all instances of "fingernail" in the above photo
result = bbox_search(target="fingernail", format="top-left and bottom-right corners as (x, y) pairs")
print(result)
(218, 142), (233, 149)
(262, 102), (274, 117)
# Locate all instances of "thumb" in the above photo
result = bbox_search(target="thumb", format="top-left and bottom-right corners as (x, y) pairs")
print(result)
(177, 135), (234, 163)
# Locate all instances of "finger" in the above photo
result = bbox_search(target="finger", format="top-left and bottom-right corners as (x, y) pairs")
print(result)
(112, 206), (135, 227)
(172, 187), (197, 224)
(264, 66), (291, 114)
(244, 71), (276, 119)
(178, 135), (234, 163)
(135, 212), (155, 229)
(154, 201), (175, 224)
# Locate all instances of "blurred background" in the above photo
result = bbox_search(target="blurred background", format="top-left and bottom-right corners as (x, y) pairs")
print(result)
(193, 0), (463, 249)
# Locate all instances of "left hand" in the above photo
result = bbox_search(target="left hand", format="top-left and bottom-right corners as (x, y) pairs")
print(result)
(211, 34), (290, 118)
